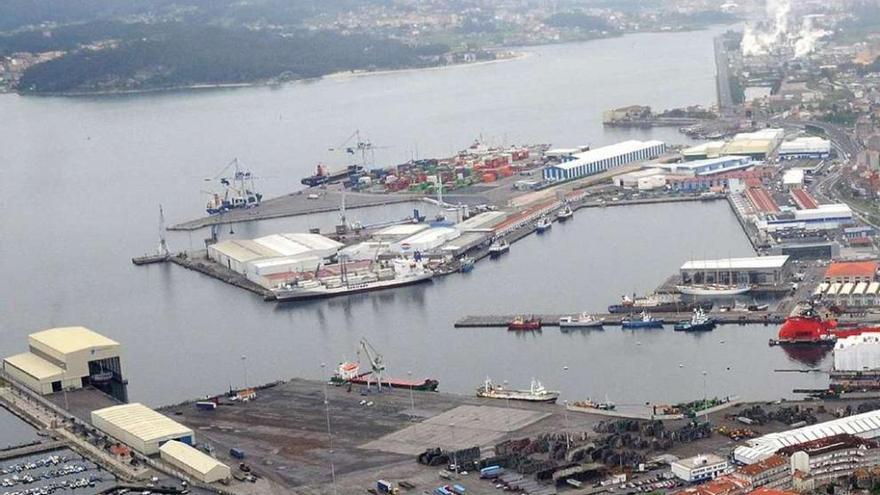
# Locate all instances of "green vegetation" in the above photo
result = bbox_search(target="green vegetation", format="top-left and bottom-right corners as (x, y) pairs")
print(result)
(545, 12), (612, 32)
(17, 25), (448, 93)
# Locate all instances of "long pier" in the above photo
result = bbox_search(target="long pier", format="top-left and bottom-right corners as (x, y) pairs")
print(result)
(0, 441), (65, 461)
(454, 311), (784, 328)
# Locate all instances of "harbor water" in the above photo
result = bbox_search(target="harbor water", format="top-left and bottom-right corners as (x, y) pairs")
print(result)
(0, 408), (37, 448)
(1, 24), (830, 407)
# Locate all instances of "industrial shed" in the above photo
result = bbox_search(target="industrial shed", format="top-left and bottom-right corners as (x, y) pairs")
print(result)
(371, 224), (430, 242)
(679, 256), (790, 286)
(91, 403), (194, 455)
(2, 327), (125, 400)
(253, 233), (342, 259)
(207, 239), (280, 273)
(159, 440), (230, 483)
(734, 409), (880, 464)
(391, 227), (460, 254)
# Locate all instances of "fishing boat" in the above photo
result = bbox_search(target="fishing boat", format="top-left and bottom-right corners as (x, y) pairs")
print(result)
(536, 216), (552, 233)
(559, 313), (604, 329)
(676, 284), (751, 296)
(673, 308), (716, 332)
(571, 397), (616, 411)
(476, 378), (559, 403)
(508, 315), (542, 331)
(621, 311), (663, 329)
(488, 239), (510, 257)
(556, 204), (574, 221)
(459, 256), (475, 273)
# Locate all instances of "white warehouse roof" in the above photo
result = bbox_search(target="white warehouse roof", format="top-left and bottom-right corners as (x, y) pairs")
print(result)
(783, 169), (805, 185)
(555, 140), (665, 171)
(253, 233), (342, 257)
(4, 353), (64, 381)
(734, 409), (880, 464)
(780, 136), (831, 154)
(30, 327), (119, 355)
(681, 255), (789, 271)
(160, 440), (230, 483)
(92, 403), (193, 446)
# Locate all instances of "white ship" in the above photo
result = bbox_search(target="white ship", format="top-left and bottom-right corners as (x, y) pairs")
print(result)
(557, 204), (574, 220)
(559, 312), (604, 328)
(676, 284), (751, 296)
(488, 239), (510, 256)
(476, 377), (559, 403)
(273, 258), (433, 301)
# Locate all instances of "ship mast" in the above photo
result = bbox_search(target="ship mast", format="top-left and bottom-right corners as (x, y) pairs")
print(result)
(157, 204), (169, 256)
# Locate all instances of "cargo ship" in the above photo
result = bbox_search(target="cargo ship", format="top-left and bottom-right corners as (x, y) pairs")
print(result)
(272, 258), (433, 301)
(301, 164), (364, 187)
(476, 378), (559, 403)
(770, 307), (880, 346)
(508, 315), (542, 331)
(351, 373), (439, 391)
(608, 293), (712, 314)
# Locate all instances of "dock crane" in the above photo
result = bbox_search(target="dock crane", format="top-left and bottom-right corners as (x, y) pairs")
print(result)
(358, 338), (386, 391)
(328, 130), (391, 171)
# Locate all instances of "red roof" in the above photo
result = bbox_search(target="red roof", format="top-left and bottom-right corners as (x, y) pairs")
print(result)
(746, 186), (780, 213)
(789, 188), (818, 210)
(675, 476), (750, 495)
(825, 261), (879, 279)
(748, 489), (798, 495)
(735, 455), (786, 477)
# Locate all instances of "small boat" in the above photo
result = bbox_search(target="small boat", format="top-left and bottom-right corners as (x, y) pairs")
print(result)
(621, 311), (663, 329)
(748, 302), (770, 312)
(557, 204), (574, 221)
(536, 216), (552, 233)
(459, 256), (475, 273)
(508, 315), (542, 331)
(488, 239), (510, 257)
(559, 312), (604, 329)
(571, 397), (616, 411)
(476, 377), (559, 403)
(676, 284), (751, 296)
(674, 308), (716, 332)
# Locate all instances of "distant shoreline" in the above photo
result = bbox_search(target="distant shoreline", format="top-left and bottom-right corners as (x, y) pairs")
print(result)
(14, 52), (530, 98)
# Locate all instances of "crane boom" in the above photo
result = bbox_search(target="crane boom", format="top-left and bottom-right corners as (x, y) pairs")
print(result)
(358, 338), (385, 390)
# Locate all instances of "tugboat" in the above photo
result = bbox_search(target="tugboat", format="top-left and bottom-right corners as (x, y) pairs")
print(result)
(621, 311), (663, 329)
(536, 216), (552, 233)
(559, 313), (604, 329)
(674, 308), (716, 332)
(556, 204), (574, 221)
(488, 239), (510, 257)
(476, 378), (559, 403)
(508, 315), (542, 331)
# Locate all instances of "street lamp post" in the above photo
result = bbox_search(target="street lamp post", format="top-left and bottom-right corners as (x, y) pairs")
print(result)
(320, 363), (338, 495)
(503, 380), (511, 432)
(240, 355), (248, 389)
(408, 370), (415, 421)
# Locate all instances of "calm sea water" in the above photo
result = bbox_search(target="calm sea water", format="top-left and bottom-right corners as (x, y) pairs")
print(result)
(0, 408), (36, 447)
(1, 25), (828, 407)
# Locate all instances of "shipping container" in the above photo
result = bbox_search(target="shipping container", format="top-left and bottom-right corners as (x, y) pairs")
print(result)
(230, 448), (245, 459)
(377, 480), (393, 493)
(195, 401), (217, 411)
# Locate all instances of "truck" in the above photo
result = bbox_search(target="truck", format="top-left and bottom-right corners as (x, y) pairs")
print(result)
(229, 448), (245, 460)
(377, 480), (396, 494)
(479, 466), (503, 479)
(195, 401), (217, 411)
(451, 484), (466, 495)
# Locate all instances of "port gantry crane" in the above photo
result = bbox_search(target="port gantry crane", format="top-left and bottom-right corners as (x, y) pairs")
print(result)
(358, 338), (386, 392)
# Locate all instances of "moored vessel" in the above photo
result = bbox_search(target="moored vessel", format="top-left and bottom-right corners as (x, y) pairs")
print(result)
(676, 284), (751, 297)
(476, 378), (559, 403)
(673, 308), (716, 332)
(272, 258), (433, 301)
(459, 256), (475, 273)
(536, 216), (552, 233)
(770, 305), (880, 346)
(508, 315), (542, 331)
(621, 311), (663, 329)
(559, 313), (604, 329)
(556, 204), (574, 221)
(608, 293), (712, 314)
(488, 239), (510, 257)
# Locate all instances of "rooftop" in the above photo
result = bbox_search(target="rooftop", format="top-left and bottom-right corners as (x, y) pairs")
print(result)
(673, 453), (726, 469)
(159, 440), (228, 476)
(825, 261), (878, 278)
(735, 454), (787, 476)
(3, 352), (64, 380)
(554, 140), (665, 171)
(29, 327), (119, 354)
(776, 433), (878, 456)
(747, 489), (799, 495)
(92, 403), (193, 443)
(674, 475), (747, 495)
(681, 256), (790, 271)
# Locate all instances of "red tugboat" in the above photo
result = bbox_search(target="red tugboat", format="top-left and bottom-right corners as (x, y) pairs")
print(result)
(508, 315), (542, 331)
(771, 305), (880, 346)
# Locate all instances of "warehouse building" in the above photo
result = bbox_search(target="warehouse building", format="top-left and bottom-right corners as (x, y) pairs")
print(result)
(671, 453), (729, 482)
(757, 204), (854, 233)
(656, 156), (752, 176)
(91, 403), (194, 456)
(390, 227), (460, 254)
(613, 168), (665, 188)
(159, 440), (230, 483)
(2, 327), (126, 401)
(733, 409), (880, 464)
(207, 233), (343, 277)
(252, 233), (342, 259)
(778, 136), (831, 159)
(679, 256), (790, 287)
(722, 129), (785, 159)
(207, 239), (282, 273)
(834, 334), (880, 371)
(370, 224), (430, 242)
(782, 169), (804, 188)
(543, 140), (666, 182)
(681, 141), (726, 161)
(824, 260), (878, 284)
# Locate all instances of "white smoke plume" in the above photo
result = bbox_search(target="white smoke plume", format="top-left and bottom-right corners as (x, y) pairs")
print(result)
(741, 0), (828, 58)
